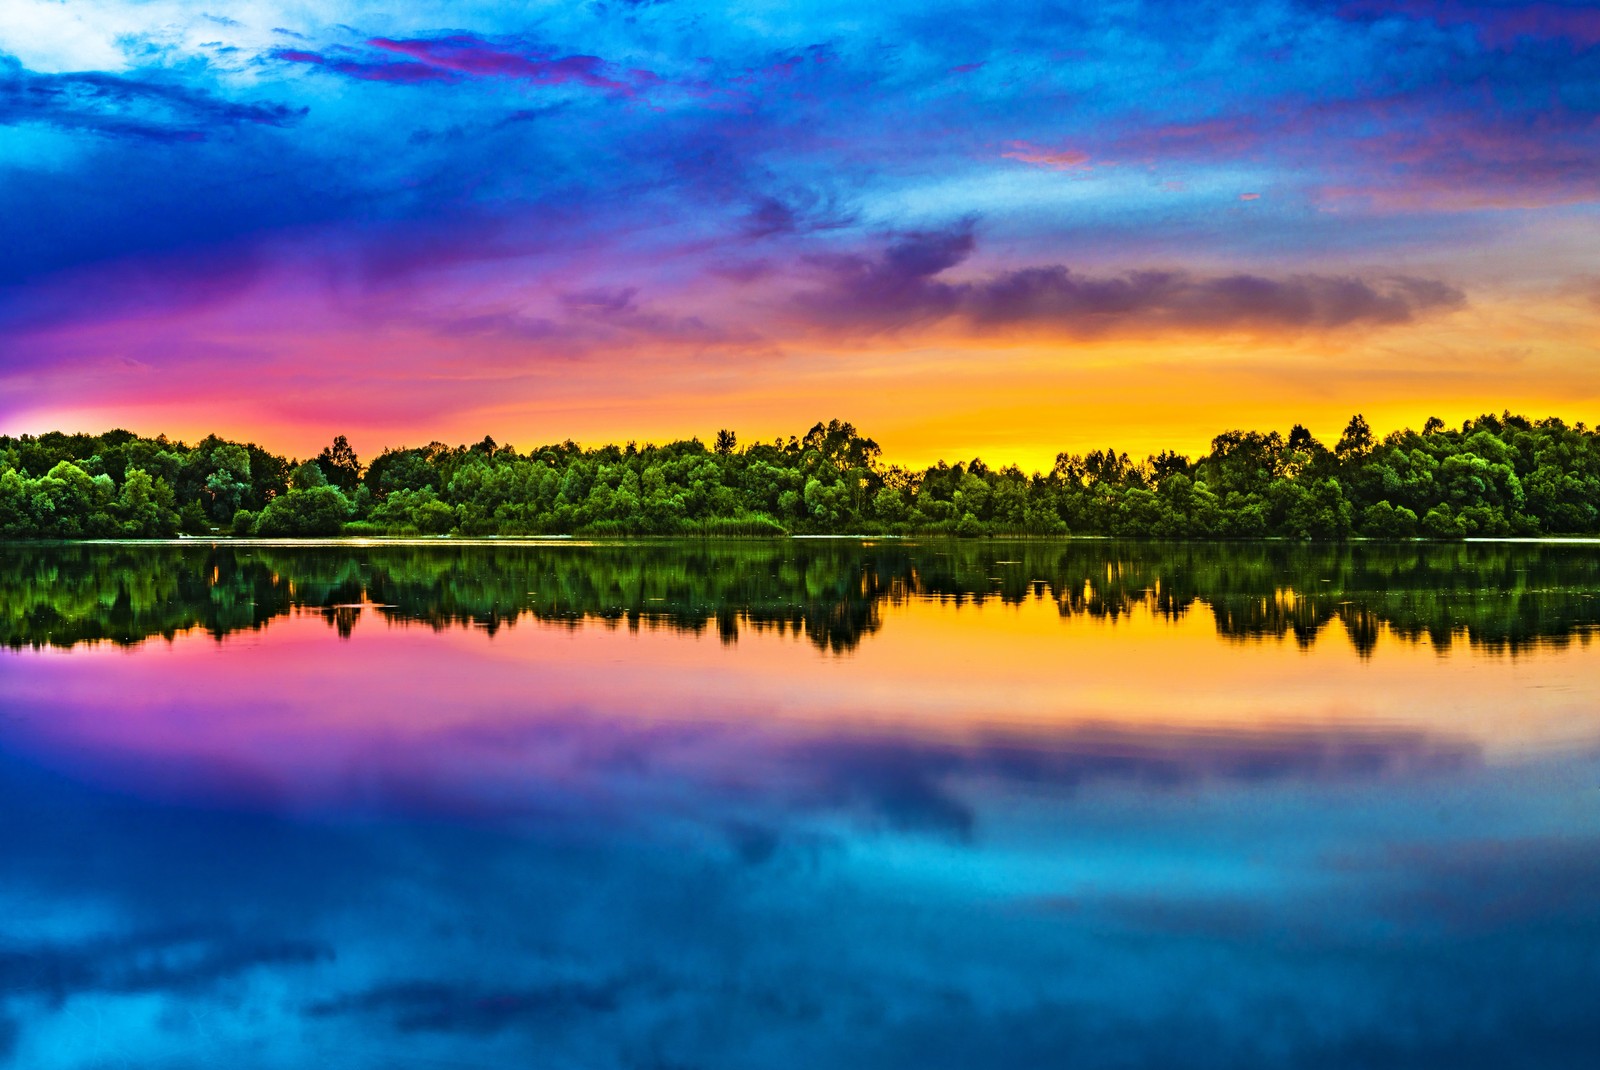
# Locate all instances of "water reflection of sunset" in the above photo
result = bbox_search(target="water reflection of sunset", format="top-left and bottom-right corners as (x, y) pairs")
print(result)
(7, 592), (1597, 822)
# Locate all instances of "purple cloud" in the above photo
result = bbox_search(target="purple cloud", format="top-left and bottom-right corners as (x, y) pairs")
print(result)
(558, 286), (742, 345)
(371, 37), (640, 93)
(794, 226), (1465, 334)
(272, 48), (461, 84)
(274, 34), (663, 97)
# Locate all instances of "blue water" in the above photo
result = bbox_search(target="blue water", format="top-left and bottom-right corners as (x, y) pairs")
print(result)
(1, 541), (1597, 1067)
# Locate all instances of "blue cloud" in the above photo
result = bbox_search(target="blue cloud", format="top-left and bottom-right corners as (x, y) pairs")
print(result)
(0, 53), (304, 141)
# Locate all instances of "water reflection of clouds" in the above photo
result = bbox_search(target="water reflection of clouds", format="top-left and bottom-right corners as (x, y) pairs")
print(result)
(0, 668), (1486, 833)
(0, 746), (1596, 1067)
(2, 544), (1599, 1065)
(785, 726), (1480, 838)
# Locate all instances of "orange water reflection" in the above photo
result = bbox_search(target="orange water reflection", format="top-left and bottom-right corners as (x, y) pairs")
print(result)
(6, 592), (1597, 817)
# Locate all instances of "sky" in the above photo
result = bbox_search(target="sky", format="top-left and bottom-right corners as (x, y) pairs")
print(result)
(1, 0), (1598, 468)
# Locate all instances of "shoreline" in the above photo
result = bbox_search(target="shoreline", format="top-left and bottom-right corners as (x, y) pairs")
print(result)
(6, 535), (1600, 548)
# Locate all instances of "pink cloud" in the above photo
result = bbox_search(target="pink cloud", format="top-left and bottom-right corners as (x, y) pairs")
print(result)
(272, 48), (460, 84)
(369, 37), (639, 94)
(275, 35), (663, 97)
(1112, 114), (1267, 160)
(1001, 141), (1092, 170)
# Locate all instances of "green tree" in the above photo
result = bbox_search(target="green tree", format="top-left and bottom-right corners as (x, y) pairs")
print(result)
(116, 468), (178, 537)
(290, 460), (328, 490)
(204, 442), (252, 521)
(316, 435), (363, 492)
(1359, 500), (1418, 538)
(255, 487), (351, 536)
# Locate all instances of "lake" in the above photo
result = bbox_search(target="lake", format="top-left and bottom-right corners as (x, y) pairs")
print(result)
(2, 539), (1598, 1068)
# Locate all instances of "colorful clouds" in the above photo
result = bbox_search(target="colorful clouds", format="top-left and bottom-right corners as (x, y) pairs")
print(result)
(275, 34), (661, 95)
(1001, 142), (1092, 171)
(0, 0), (1597, 461)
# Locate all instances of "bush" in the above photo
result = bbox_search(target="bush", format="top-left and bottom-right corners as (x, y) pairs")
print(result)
(255, 487), (350, 536)
(414, 498), (456, 535)
(698, 514), (788, 537)
(1359, 500), (1417, 538)
(1420, 503), (1465, 538)
(230, 508), (257, 536)
(368, 488), (455, 534)
(179, 501), (212, 534)
(954, 512), (985, 538)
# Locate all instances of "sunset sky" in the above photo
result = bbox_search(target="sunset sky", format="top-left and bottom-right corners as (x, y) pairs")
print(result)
(2, 0), (1598, 469)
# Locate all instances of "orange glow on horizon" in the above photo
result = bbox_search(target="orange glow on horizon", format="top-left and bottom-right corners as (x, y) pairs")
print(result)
(7, 285), (1598, 472)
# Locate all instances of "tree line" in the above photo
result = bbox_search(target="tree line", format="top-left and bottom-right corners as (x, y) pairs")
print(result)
(2, 412), (1598, 539)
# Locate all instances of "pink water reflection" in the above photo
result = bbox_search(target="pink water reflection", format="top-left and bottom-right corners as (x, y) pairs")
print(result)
(5, 596), (1597, 819)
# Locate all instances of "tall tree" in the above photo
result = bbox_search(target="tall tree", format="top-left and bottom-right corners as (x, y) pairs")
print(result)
(316, 435), (362, 492)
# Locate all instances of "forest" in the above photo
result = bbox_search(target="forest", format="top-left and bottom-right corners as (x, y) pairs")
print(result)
(1, 412), (1598, 539)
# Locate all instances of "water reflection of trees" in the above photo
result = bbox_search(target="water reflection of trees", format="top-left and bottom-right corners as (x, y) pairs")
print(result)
(3, 540), (1597, 655)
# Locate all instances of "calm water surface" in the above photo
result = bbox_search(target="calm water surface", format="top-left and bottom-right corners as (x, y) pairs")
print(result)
(2, 540), (1598, 1067)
